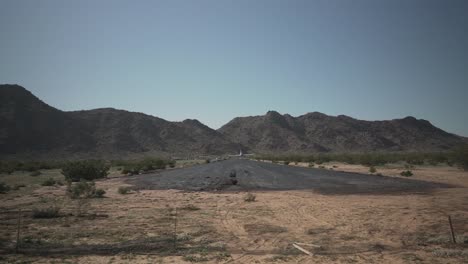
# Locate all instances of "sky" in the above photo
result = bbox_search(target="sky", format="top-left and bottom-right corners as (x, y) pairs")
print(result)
(1, 0), (467, 136)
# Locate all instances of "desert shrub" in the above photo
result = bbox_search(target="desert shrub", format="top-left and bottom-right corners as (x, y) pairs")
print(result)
(121, 165), (141, 175)
(0, 161), (15, 174)
(12, 184), (26, 190)
(41, 178), (56, 186)
(62, 160), (109, 182)
(253, 152), (456, 167)
(308, 163), (315, 168)
(180, 204), (200, 211)
(0, 182), (10, 193)
(183, 255), (209, 262)
(168, 160), (176, 168)
(284, 161), (290, 165)
(118, 186), (131, 195)
(0, 160), (63, 174)
(140, 158), (166, 172)
(121, 158), (172, 175)
(369, 166), (377, 173)
(29, 170), (41, 177)
(67, 181), (103, 199)
(452, 145), (468, 171)
(32, 206), (61, 218)
(400, 170), (413, 177)
(94, 188), (106, 198)
(244, 193), (256, 202)
(205, 159), (210, 164)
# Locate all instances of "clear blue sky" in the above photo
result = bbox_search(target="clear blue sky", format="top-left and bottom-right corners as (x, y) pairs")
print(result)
(1, 0), (467, 136)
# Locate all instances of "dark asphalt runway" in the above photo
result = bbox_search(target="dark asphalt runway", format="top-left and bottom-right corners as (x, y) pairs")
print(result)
(126, 159), (452, 194)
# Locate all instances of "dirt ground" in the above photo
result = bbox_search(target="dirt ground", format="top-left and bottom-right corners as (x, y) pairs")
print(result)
(0, 161), (467, 263)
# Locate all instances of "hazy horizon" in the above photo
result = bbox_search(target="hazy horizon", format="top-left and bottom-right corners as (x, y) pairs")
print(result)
(1, 0), (467, 136)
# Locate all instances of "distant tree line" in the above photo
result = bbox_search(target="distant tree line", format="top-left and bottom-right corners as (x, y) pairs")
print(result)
(0, 160), (65, 174)
(0, 157), (176, 175)
(113, 158), (175, 175)
(254, 145), (468, 170)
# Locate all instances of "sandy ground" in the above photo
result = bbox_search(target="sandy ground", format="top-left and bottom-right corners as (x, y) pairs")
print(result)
(0, 162), (467, 263)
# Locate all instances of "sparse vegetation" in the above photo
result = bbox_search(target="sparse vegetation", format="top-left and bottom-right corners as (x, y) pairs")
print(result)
(180, 204), (200, 211)
(41, 177), (57, 186)
(12, 183), (26, 190)
(183, 255), (209, 262)
(254, 152), (459, 167)
(452, 144), (468, 171)
(369, 166), (377, 173)
(0, 160), (63, 174)
(94, 188), (106, 198)
(29, 170), (41, 176)
(67, 180), (104, 199)
(32, 206), (61, 218)
(0, 182), (10, 193)
(118, 186), (132, 195)
(244, 192), (256, 202)
(62, 160), (109, 182)
(119, 158), (174, 175)
(400, 170), (413, 177)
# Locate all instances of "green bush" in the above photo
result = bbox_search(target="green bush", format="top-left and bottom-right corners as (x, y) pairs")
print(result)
(400, 170), (413, 177)
(32, 206), (61, 218)
(62, 160), (109, 182)
(0, 182), (10, 193)
(0, 160), (63, 174)
(41, 178), (56, 186)
(29, 170), (41, 177)
(120, 158), (173, 175)
(67, 181), (103, 199)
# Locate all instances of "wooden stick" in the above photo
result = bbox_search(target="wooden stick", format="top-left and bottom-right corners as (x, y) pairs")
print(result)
(174, 207), (178, 249)
(294, 242), (321, 248)
(15, 209), (22, 254)
(448, 215), (456, 244)
(293, 243), (313, 256)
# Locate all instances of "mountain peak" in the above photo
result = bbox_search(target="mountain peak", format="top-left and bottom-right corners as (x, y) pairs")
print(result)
(266, 110), (281, 116)
(1, 84), (464, 158)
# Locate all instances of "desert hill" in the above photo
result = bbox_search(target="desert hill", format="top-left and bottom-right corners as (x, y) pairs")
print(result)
(1, 84), (465, 159)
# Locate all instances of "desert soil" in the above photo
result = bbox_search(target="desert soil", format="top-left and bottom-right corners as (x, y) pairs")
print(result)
(0, 160), (467, 263)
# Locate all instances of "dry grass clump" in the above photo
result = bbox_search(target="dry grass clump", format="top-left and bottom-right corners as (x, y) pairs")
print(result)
(244, 193), (256, 202)
(32, 206), (61, 218)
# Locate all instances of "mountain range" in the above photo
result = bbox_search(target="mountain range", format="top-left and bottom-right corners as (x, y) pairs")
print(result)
(0, 84), (465, 159)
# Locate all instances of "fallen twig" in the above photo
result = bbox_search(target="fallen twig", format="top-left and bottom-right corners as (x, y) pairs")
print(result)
(293, 243), (313, 256)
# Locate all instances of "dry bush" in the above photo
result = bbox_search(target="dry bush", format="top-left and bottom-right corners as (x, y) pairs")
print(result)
(244, 193), (256, 202)
(32, 206), (61, 218)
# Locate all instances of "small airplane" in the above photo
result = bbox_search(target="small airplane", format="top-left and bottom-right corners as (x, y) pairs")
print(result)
(228, 149), (253, 157)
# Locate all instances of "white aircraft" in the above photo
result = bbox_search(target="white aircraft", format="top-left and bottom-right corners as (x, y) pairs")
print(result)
(228, 149), (253, 157)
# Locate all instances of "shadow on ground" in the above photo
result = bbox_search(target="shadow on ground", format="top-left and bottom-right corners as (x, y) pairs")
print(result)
(126, 159), (454, 195)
